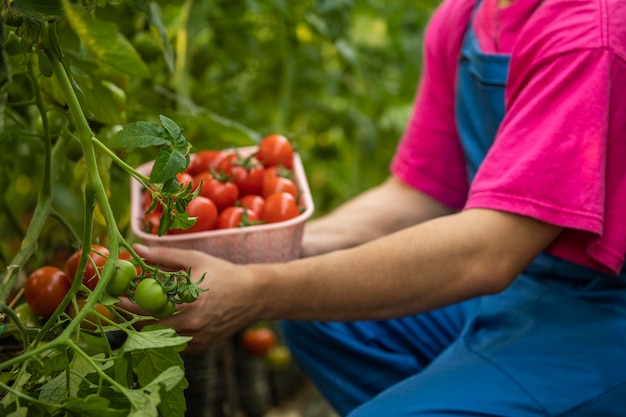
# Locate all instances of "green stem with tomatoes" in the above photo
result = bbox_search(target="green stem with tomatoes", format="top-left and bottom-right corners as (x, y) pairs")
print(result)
(0, 55), (64, 303)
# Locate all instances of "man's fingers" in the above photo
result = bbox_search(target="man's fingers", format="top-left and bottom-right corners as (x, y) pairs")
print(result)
(132, 244), (197, 269)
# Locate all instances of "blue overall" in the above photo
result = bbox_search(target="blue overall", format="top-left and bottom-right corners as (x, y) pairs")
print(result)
(280, 9), (626, 417)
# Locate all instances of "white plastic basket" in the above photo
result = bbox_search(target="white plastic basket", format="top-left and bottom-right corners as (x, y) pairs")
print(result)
(130, 146), (315, 264)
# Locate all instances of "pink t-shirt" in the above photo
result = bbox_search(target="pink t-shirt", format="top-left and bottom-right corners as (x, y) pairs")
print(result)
(391, 0), (626, 274)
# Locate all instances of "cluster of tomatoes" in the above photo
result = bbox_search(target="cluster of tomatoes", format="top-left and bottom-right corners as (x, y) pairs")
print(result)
(142, 134), (303, 235)
(22, 245), (144, 323)
(241, 324), (292, 370)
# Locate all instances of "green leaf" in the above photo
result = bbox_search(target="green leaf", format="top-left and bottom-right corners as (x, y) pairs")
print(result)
(6, 405), (28, 417)
(39, 352), (96, 403)
(126, 388), (161, 417)
(35, 48), (53, 77)
(168, 211), (196, 233)
(133, 353), (187, 417)
(10, 0), (62, 21)
(144, 366), (186, 393)
(14, 20), (40, 47)
(109, 122), (167, 151)
(62, 395), (127, 417)
(61, 0), (149, 78)
(158, 115), (183, 142)
(69, 60), (126, 125)
(123, 327), (191, 352)
(150, 147), (187, 183)
(161, 178), (180, 194)
(147, 3), (175, 73)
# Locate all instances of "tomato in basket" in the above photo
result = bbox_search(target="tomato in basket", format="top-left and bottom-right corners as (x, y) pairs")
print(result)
(138, 135), (306, 236)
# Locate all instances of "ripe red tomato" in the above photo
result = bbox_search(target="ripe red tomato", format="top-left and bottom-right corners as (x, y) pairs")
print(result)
(142, 190), (163, 214)
(229, 159), (265, 196)
(257, 134), (294, 169)
(65, 244), (110, 291)
(238, 194), (265, 218)
(119, 251), (143, 275)
(176, 172), (194, 189)
(66, 297), (113, 330)
(143, 211), (161, 234)
(262, 176), (298, 199)
(186, 150), (233, 176)
(25, 266), (71, 317)
(241, 326), (277, 356)
(169, 196), (218, 234)
(262, 192), (300, 223)
(193, 172), (239, 212)
(215, 152), (238, 176)
(216, 206), (260, 229)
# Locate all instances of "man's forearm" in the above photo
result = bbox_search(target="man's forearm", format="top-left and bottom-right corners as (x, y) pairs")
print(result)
(254, 208), (562, 322)
(302, 176), (454, 257)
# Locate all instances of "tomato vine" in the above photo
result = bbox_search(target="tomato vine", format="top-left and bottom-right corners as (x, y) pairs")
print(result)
(0, 1), (205, 416)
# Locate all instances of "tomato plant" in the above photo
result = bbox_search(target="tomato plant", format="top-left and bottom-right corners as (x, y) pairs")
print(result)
(262, 192), (301, 223)
(0, 2), (206, 414)
(24, 266), (71, 318)
(0, 0), (437, 413)
(241, 326), (277, 356)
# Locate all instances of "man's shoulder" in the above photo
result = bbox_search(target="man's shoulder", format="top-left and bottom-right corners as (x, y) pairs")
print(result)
(520, 0), (625, 58)
(425, 0), (476, 57)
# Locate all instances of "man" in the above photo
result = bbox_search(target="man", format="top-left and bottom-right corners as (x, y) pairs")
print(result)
(129, 0), (626, 415)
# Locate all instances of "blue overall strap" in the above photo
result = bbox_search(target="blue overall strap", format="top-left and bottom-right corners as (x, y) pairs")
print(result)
(455, 11), (510, 182)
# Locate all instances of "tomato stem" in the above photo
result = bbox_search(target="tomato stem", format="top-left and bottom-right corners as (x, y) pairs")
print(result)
(0, 56), (64, 303)
(91, 136), (151, 185)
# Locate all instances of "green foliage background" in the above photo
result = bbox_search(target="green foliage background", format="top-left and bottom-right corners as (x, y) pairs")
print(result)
(0, 0), (439, 270)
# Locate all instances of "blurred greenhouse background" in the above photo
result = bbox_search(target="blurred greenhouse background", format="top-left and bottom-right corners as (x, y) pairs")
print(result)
(0, 0), (439, 269)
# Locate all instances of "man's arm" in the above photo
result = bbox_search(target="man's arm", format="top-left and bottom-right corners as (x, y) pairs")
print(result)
(127, 206), (562, 351)
(254, 208), (563, 322)
(302, 176), (455, 257)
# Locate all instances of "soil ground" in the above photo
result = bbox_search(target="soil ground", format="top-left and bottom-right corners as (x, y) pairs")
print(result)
(263, 380), (339, 417)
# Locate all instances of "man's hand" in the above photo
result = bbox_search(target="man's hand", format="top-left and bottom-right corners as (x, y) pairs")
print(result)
(117, 244), (257, 352)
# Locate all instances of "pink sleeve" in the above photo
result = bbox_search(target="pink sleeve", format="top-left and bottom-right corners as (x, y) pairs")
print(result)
(390, 0), (475, 210)
(466, 49), (608, 234)
(466, 47), (626, 273)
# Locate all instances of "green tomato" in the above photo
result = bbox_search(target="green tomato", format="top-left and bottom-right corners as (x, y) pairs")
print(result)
(3, 303), (41, 342)
(134, 278), (168, 314)
(13, 303), (42, 328)
(265, 345), (292, 370)
(107, 259), (137, 297)
(76, 332), (109, 356)
(151, 300), (176, 319)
